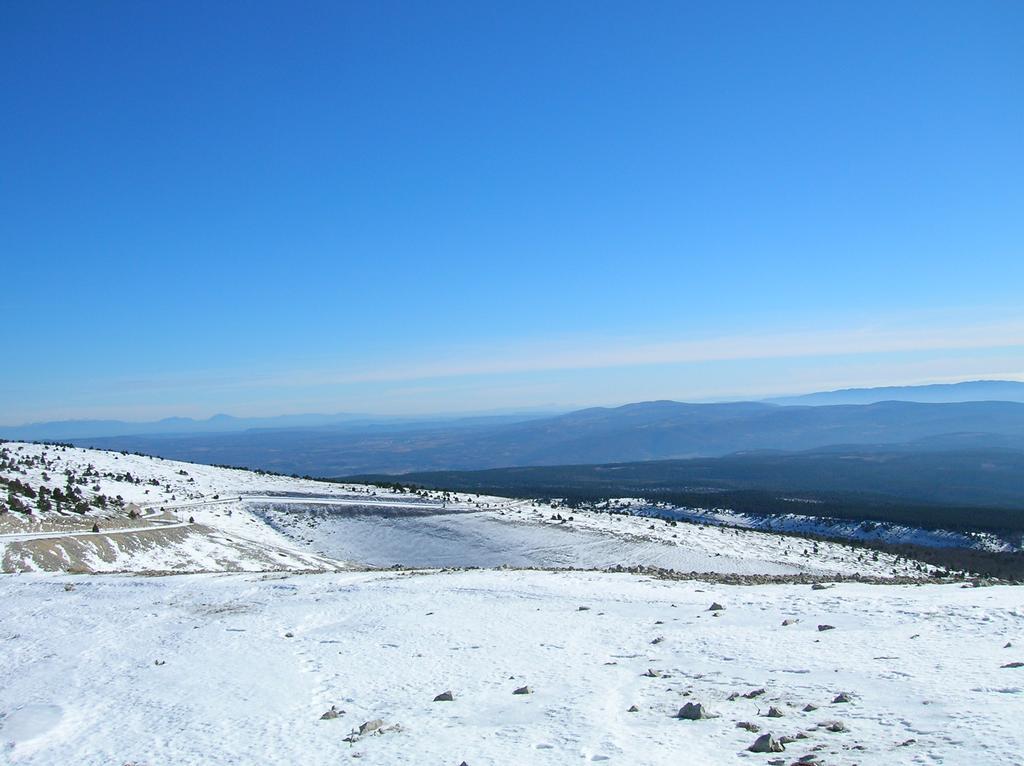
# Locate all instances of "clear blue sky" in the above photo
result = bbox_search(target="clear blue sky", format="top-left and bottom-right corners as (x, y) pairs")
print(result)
(2, 1), (1022, 422)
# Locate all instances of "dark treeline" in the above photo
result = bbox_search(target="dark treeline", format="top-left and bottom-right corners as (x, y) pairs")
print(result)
(351, 477), (1024, 536)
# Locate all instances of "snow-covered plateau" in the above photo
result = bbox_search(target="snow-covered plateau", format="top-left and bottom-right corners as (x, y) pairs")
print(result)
(2, 441), (1022, 765)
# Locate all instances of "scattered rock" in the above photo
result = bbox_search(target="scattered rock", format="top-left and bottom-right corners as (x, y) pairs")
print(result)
(744, 688), (767, 699)
(677, 702), (716, 720)
(832, 692), (852, 703)
(651, 636), (665, 645)
(320, 705), (343, 720)
(63, 583), (75, 592)
(898, 738), (917, 747)
(1001, 661), (1024, 669)
(781, 618), (798, 626)
(766, 706), (785, 718)
(817, 625), (835, 632)
(708, 602), (725, 612)
(1004, 642), (1012, 649)
(433, 690), (454, 702)
(736, 721), (760, 732)
(627, 705), (639, 713)
(825, 720), (848, 733)
(358, 719), (386, 736)
(578, 606), (591, 611)
(154, 659), (165, 666)
(748, 733), (785, 753)
(643, 669), (663, 678)
(802, 704), (818, 712)
(91, 522), (100, 533)
(513, 685), (532, 695)
(727, 692), (740, 701)
(811, 583), (833, 591)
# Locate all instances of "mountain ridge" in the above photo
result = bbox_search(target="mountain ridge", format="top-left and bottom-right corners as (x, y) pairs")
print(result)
(41, 399), (1024, 477)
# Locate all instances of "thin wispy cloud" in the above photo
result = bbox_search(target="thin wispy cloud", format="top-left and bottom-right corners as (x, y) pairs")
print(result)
(236, 318), (1024, 389)
(5, 315), (1022, 422)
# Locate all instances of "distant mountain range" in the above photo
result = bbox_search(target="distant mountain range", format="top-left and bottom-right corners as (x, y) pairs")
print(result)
(0, 409), (562, 442)
(24, 399), (1024, 477)
(4, 380), (1021, 442)
(765, 379), (1024, 406)
(0, 412), (366, 441)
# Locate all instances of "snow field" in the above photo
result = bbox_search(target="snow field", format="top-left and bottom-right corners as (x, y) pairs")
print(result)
(1, 570), (1021, 765)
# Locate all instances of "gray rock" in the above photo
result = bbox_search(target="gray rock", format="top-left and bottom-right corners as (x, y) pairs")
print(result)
(1002, 661), (1024, 668)
(433, 690), (454, 702)
(513, 685), (532, 695)
(677, 702), (716, 720)
(825, 720), (848, 733)
(736, 721), (760, 732)
(781, 618), (799, 626)
(708, 602), (725, 611)
(811, 583), (833, 591)
(802, 703), (818, 712)
(817, 624), (835, 632)
(643, 669), (662, 678)
(832, 692), (852, 703)
(627, 705), (639, 713)
(766, 705), (785, 717)
(651, 636), (665, 645)
(744, 687), (766, 699)
(748, 733), (785, 753)
(358, 719), (385, 736)
(320, 705), (342, 720)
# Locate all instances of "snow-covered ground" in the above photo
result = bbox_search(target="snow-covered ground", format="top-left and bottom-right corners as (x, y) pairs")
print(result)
(2, 570), (1022, 765)
(4, 442), (1022, 764)
(2, 442), (935, 578)
(623, 502), (1023, 553)
(258, 500), (920, 577)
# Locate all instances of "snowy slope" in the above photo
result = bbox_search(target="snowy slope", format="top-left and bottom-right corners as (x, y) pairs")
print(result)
(259, 498), (931, 578)
(0, 442), (371, 572)
(624, 501), (1022, 553)
(1, 570), (1022, 765)
(3, 442), (938, 578)
(2, 443), (1021, 765)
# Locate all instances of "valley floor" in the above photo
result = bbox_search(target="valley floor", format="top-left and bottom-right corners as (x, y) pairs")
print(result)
(2, 570), (1023, 766)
